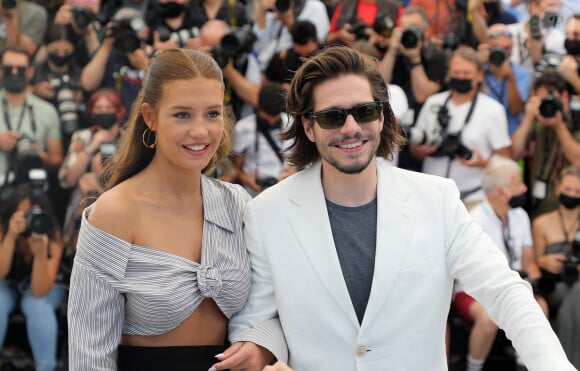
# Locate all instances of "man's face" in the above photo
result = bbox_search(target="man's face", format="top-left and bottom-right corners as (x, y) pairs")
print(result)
(565, 17), (580, 41)
(293, 40), (318, 57)
(399, 13), (425, 33)
(448, 55), (482, 84)
(504, 171), (527, 199)
(1, 50), (31, 81)
(487, 24), (513, 56)
(302, 74), (383, 175)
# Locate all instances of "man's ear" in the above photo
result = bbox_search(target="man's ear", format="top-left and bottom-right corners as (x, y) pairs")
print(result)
(141, 102), (156, 130)
(302, 116), (315, 143)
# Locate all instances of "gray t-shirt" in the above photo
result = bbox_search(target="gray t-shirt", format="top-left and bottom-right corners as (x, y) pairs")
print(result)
(326, 198), (377, 324)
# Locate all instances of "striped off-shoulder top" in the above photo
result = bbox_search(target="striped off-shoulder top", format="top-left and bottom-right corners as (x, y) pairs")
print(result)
(67, 176), (252, 370)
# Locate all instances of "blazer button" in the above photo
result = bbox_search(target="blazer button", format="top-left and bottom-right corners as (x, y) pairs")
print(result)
(356, 345), (368, 357)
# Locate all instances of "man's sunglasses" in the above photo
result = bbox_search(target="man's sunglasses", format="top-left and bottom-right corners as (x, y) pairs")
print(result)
(309, 101), (384, 129)
(488, 30), (512, 39)
(2, 65), (27, 76)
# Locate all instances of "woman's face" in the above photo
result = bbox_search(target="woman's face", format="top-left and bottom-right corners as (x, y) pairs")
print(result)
(92, 96), (118, 115)
(558, 174), (580, 197)
(143, 77), (225, 173)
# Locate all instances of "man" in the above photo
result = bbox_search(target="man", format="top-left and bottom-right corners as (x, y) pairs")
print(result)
(379, 6), (447, 171)
(453, 155), (545, 371)
(211, 46), (575, 370)
(0, 47), (63, 197)
(511, 70), (580, 217)
(481, 22), (530, 135)
(232, 82), (293, 196)
(411, 47), (511, 208)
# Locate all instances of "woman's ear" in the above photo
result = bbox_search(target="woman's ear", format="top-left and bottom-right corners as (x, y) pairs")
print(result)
(141, 103), (155, 130)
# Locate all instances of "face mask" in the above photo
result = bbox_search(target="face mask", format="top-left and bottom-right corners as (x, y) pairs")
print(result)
(543, 11), (560, 29)
(449, 78), (473, 94)
(3, 73), (28, 93)
(157, 1), (185, 18)
(559, 193), (580, 209)
(483, 1), (500, 16)
(508, 191), (527, 209)
(92, 113), (118, 130)
(564, 39), (580, 56)
(48, 52), (72, 67)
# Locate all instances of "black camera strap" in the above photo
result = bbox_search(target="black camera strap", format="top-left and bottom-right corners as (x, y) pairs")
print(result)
(256, 115), (284, 164)
(2, 97), (28, 133)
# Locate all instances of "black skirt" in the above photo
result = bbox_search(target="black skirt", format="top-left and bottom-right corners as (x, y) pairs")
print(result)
(117, 344), (230, 371)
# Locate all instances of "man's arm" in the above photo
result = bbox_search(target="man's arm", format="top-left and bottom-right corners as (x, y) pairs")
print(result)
(511, 96), (538, 159)
(551, 116), (580, 166)
(223, 62), (260, 109)
(80, 37), (114, 92)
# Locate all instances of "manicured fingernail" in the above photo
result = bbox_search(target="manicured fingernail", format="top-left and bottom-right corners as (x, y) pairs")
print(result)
(214, 353), (225, 359)
(208, 367), (216, 371)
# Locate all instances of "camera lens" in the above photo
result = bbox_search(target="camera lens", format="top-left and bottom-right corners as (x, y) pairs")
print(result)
(1, 0), (16, 9)
(539, 95), (562, 118)
(488, 46), (506, 66)
(275, 0), (290, 13)
(401, 27), (421, 49)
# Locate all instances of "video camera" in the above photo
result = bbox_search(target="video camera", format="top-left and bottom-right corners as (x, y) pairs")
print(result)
(539, 89), (563, 118)
(211, 26), (256, 69)
(22, 169), (52, 238)
(429, 105), (473, 160)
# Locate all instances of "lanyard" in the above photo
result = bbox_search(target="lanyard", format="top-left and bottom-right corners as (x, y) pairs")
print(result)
(2, 98), (27, 133)
(485, 73), (507, 104)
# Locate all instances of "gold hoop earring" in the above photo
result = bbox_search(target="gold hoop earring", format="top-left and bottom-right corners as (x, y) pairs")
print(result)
(142, 128), (157, 149)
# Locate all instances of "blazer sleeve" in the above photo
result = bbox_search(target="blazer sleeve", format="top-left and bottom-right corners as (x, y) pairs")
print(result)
(228, 203), (288, 363)
(443, 180), (575, 371)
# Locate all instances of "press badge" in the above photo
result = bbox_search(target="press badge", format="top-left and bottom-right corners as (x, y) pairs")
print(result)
(532, 180), (547, 199)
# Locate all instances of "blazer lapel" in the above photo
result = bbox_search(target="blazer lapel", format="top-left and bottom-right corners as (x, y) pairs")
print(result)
(361, 161), (415, 331)
(286, 162), (360, 329)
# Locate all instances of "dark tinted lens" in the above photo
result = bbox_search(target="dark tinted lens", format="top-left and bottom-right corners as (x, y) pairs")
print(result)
(313, 102), (382, 129)
(2, 65), (26, 76)
(315, 110), (347, 129)
(353, 102), (382, 123)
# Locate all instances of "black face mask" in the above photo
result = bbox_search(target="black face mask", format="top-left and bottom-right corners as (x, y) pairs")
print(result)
(449, 78), (473, 94)
(3, 73), (28, 93)
(157, 2), (185, 18)
(48, 52), (72, 67)
(508, 192), (527, 209)
(92, 113), (118, 130)
(565, 39), (580, 56)
(559, 193), (580, 209)
(483, 1), (500, 16)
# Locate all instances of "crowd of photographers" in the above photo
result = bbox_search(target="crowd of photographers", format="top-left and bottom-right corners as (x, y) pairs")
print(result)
(0, 0), (580, 369)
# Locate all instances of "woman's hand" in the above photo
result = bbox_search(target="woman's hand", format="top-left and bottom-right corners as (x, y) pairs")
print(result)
(28, 233), (50, 260)
(7, 210), (27, 237)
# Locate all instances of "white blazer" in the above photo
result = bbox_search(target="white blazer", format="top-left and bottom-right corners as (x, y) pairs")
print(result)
(229, 159), (575, 371)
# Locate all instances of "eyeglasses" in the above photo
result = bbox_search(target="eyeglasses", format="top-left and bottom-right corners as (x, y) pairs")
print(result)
(2, 65), (27, 76)
(309, 101), (383, 129)
(488, 30), (512, 39)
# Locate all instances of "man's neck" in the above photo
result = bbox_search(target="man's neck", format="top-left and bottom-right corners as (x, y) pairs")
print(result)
(488, 196), (509, 225)
(321, 159), (378, 207)
(3, 90), (27, 107)
(451, 90), (477, 105)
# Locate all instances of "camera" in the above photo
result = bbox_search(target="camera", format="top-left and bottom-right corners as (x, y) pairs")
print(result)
(256, 177), (278, 189)
(400, 26), (422, 49)
(157, 26), (199, 48)
(71, 6), (95, 30)
(373, 15), (394, 39)
(22, 169), (52, 237)
(400, 124), (443, 147)
(442, 34), (459, 52)
(12, 134), (43, 186)
(99, 142), (116, 165)
(211, 26), (257, 69)
(529, 15), (542, 40)
(539, 90), (563, 118)
(348, 20), (370, 41)
(1, 0), (16, 10)
(275, 0), (291, 13)
(430, 106), (473, 160)
(488, 46), (507, 66)
(54, 74), (80, 135)
(108, 18), (145, 53)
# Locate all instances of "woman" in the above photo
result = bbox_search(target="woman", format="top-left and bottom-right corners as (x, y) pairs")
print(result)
(532, 165), (580, 367)
(67, 49), (252, 370)
(0, 183), (66, 371)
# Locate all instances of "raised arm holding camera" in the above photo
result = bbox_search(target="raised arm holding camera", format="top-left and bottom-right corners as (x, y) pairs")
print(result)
(0, 0), (48, 58)
(0, 177), (66, 371)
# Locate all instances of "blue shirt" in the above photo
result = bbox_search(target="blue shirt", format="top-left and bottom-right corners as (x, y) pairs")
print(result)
(484, 62), (530, 136)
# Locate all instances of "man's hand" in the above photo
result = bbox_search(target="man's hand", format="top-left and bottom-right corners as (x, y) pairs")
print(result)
(457, 148), (487, 168)
(0, 131), (20, 152)
(489, 57), (514, 80)
(210, 341), (275, 371)
(558, 55), (580, 83)
(523, 95), (541, 121)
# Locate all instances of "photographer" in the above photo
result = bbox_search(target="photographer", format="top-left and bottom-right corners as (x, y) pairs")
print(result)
(559, 15), (580, 95)
(198, 19), (261, 119)
(531, 165), (580, 366)
(80, 7), (153, 114)
(144, 0), (201, 51)
(0, 0), (47, 58)
(0, 47), (63, 197)
(252, 0), (329, 68)
(379, 6), (448, 171)
(511, 70), (580, 217)
(232, 82), (294, 196)
(480, 23), (530, 135)
(453, 156), (546, 371)
(0, 181), (66, 371)
(411, 47), (512, 209)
